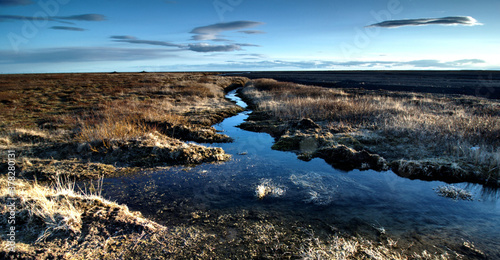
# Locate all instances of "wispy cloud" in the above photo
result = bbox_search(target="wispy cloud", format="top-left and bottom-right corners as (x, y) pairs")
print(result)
(0, 0), (33, 6)
(111, 35), (183, 47)
(367, 16), (481, 28)
(0, 47), (177, 64)
(57, 14), (107, 21)
(187, 43), (243, 52)
(0, 13), (107, 23)
(405, 59), (485, 68)
(184, 59), (486, 70)
(0, 15), (53, 22)
(50, 26), (86, 31)
(190, 21), (264, 41)
(111, 35), (258, 53)
(238, 30), (266, 34)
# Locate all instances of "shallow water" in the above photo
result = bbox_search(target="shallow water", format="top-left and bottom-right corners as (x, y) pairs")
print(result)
(100, 90), (500, 256)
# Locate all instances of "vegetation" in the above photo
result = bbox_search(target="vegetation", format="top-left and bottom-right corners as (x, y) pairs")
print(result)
(240, 78), (500, 186)
(1, 176), (458, 259)
(0, 73), (493, 258)
(0, 73), (247, 180)
(434, 185), (474, 201)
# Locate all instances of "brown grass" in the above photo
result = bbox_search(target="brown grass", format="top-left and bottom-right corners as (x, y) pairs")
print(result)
(0, 72), (247, 146)
(243, 78), (500, 180)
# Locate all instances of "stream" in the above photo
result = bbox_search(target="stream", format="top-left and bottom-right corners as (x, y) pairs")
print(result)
(100, 89), (500, 256)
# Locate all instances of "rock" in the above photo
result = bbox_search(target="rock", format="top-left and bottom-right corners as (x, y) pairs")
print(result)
(314, 145), (387, 171)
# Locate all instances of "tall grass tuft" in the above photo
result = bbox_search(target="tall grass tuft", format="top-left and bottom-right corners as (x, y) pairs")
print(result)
(76, 114), (150, 143)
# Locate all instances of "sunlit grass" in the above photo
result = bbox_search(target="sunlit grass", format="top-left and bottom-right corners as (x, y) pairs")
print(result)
(242, 78), (500, 181)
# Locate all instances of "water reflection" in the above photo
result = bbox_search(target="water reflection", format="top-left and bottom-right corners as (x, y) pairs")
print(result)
(99, 89), (500, 256)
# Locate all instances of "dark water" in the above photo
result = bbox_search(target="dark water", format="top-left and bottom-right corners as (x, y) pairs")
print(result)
(100, 90), (500, 256)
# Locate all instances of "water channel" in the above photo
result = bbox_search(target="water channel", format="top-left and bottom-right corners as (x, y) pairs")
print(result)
(100, 89), (500, 256)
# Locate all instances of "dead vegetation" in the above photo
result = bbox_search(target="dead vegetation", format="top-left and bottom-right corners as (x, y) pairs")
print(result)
(0, 72), (251, 258)
(0, 73), (247, 181)
(240, 78), (500, 186)
(1, 176), (456, 259)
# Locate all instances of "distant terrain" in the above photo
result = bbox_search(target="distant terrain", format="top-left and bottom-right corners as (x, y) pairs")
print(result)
(234, 70), (500, 99)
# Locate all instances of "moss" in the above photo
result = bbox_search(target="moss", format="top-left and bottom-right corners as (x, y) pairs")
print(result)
(272, 135), (303, 151)
(336, 134), (364, 151)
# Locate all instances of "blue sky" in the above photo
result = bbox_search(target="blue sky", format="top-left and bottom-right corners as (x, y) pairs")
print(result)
(1, 0), (499, 73)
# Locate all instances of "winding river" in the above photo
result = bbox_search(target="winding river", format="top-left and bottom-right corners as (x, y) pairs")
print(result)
(101, 89), (500, 256)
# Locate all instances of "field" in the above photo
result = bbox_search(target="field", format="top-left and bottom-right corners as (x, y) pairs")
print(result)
(238, 73), (500, 187)
(241, 71), (500, 99)
(1, 71), (498, 259)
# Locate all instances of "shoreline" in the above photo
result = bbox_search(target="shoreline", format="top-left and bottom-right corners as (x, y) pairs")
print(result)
(236, 78), (500, 188)
(1, 72), (498, 259)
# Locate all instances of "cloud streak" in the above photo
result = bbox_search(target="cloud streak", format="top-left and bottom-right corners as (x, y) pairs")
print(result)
(190, 21), (264, 41)
(367, 16), (481, 28)
(238, 30), (266, 34)
(0, 47), (177, 64)
(111, 35), (258, 53)
(187, 59), (486, 70)
(57, 14), (106, 21)
(50, 26), (86, 31)
(111, 36), (182, 47)
(0, 13), (107, 23)
(187, 43), (242, 52)
(0, 0), (33, 6)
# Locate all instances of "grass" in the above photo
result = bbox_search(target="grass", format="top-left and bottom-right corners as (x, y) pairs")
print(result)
(0, 175), (469, 259)
(434, 185), (474, 201)
(76, 114), (151, 144)
(241, 78), (500, 185)
(0, 72), (244, 131)
(300, 234), (449, 260)
(0, 72), (246, 164)
(0, 175), (165, 258)
(0, 176), (93, 243)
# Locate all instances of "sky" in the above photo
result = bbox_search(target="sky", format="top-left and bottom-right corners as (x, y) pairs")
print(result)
(1, 0), (499, 73)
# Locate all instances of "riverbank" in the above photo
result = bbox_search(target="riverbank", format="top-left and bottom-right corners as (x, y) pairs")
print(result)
(0, 72), (250, 258)
(0, 73), (248, 181)
(0, 72), (496, 259)
(238, 78), (500, 187)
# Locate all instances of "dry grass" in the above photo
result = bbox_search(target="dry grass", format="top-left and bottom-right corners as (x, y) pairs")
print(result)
(300, 235), (447, 260)
(0, 175), (166, 258)
(0, 175), (460, 259)
(242, 78), (500, 181)
(76, 114), (151, 143)
(0, 72), (244, 130)
(0, 72), (249, 153)
(1, 176), (87, 242)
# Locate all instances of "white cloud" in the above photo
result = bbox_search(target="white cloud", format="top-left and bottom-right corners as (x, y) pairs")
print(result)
(190, 21), (264, 41)
(367, 16), (482, 28)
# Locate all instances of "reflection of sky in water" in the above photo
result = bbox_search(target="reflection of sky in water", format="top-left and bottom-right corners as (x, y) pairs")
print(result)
(100, 90), (500, 254)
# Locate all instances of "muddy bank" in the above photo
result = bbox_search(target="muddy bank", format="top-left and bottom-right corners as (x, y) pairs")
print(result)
(240, 116), (499, 187)
(237, 82), (500, 187)
(240, 117), (387, 171)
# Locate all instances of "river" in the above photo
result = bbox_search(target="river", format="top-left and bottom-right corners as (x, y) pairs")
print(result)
(100, 89), (500, 257)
